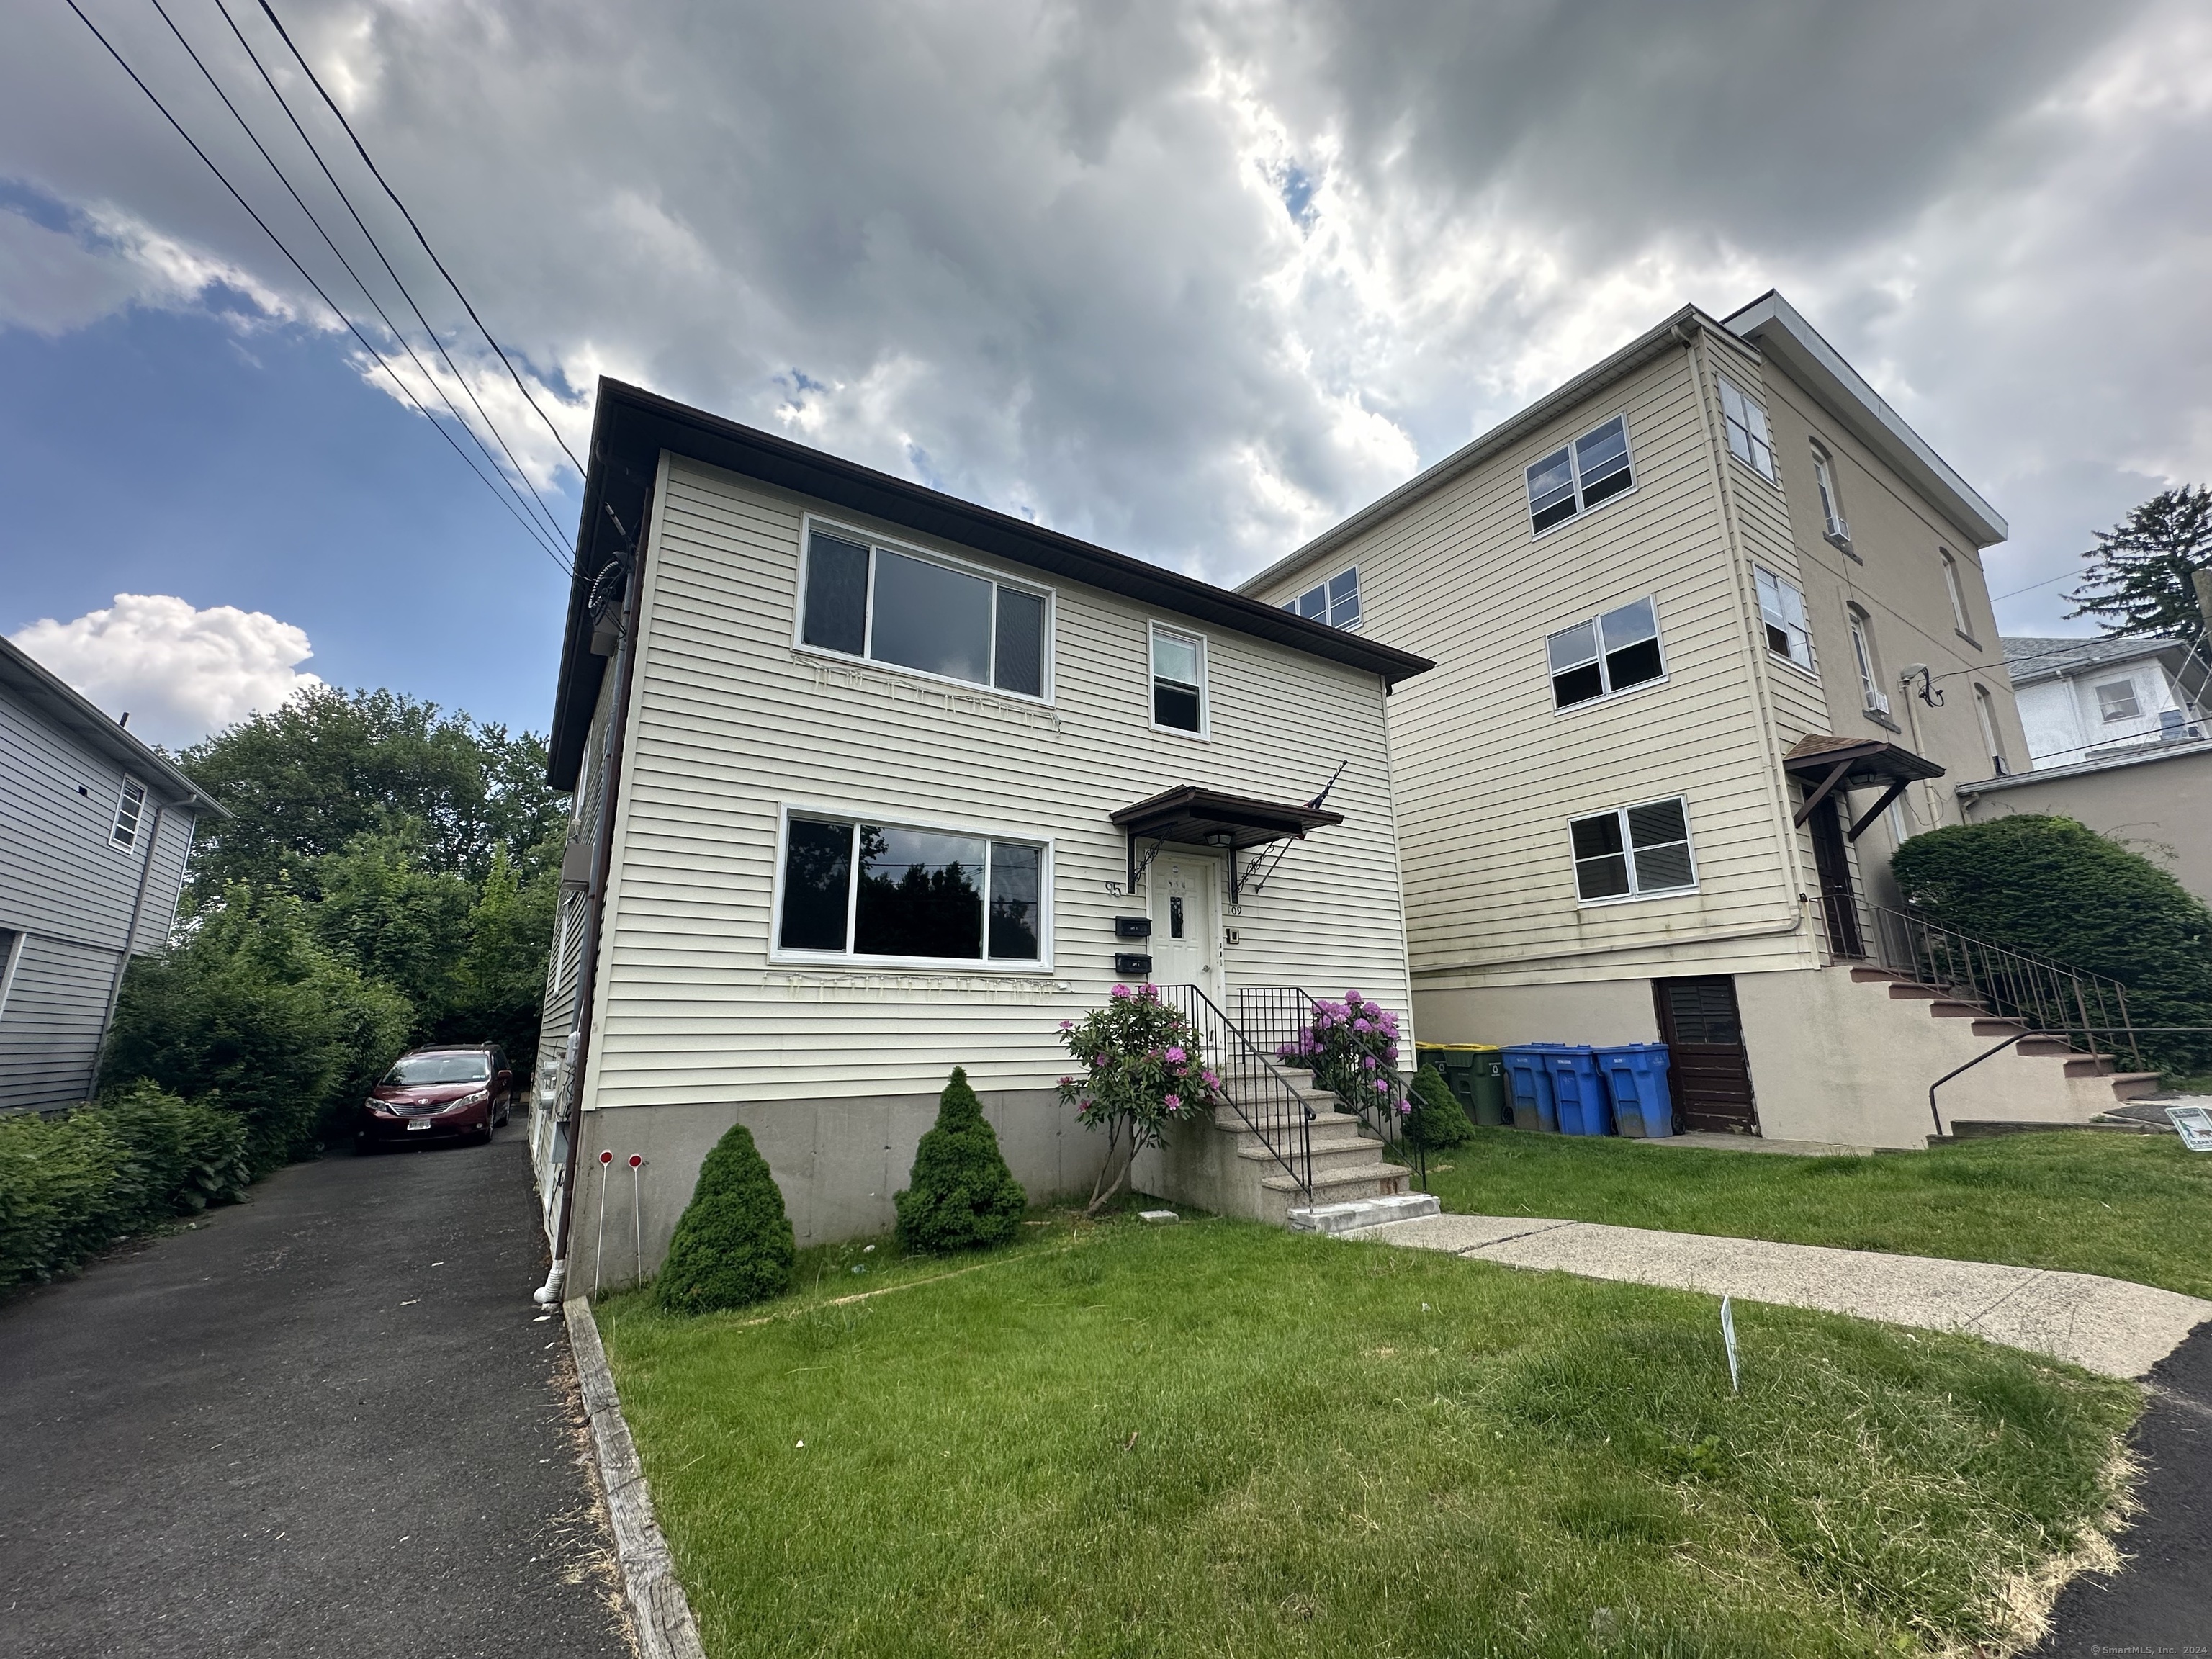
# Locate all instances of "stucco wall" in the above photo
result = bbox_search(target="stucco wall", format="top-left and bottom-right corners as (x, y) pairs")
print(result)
(1961, 747), (2212, 904)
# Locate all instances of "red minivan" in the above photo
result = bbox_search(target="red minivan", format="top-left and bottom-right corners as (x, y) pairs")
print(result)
(358, 1045), (513, 1150)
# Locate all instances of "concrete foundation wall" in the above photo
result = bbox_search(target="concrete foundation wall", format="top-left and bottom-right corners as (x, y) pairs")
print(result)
(567, 1086), (1105, 1289)
(1411, 979), (1661, 1048)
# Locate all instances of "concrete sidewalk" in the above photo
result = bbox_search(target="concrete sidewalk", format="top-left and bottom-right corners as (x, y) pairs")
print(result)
(1351, 1213), (2212, 1379)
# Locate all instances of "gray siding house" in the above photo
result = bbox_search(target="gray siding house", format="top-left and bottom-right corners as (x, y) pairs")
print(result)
(0, 637), (216, 1112)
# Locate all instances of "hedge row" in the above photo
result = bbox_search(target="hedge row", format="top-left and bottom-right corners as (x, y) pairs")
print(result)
(0, 1082), (253, 1291)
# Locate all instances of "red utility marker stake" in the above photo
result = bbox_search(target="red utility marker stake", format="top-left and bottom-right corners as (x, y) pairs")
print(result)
(593, 1151), (614, 1300)
(628, 1155), (645, 1284)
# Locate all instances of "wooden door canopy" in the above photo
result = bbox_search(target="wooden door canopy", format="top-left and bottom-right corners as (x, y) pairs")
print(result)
(1782, 734), (1946, 842)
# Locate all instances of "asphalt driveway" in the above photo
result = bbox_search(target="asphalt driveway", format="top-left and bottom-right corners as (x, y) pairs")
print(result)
(0, 1124), (631, 1659)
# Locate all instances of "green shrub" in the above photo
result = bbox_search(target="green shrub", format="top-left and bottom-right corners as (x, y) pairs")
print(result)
(895, 1069), (1027, 1254)
(658, 1123), (795, 1314)
(1405, 1064), (1475, 1152)
(1889, 815), (2212, 1072)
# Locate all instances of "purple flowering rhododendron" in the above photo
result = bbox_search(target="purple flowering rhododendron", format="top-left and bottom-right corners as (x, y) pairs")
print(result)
(1056, 984), (1222, 1216)
(1280, 989), (1406, 1125)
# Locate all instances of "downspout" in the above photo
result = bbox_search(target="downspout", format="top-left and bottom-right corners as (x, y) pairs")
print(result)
(534, 484), (654, 1308)
(86, 801), (167, 1102)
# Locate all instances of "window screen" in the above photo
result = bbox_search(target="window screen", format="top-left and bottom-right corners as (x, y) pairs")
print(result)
(1525, 416), (1636, 534)
(1153, 629), (1205, 732)
(1570, 797), (1696, 901)
(801, 531), (869, 656)
(994, 589), (1046, 696)
(1546, 598), (1663, 708)
(1753, 569), (1815, 671)
(780, 817), (1043, 961)
(800, 526), (1048, 697)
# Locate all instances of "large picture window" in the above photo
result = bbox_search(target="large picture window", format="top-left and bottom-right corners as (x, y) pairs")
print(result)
(1569, 797), (1696, 902)
(777, 813), (1046, 964)
(799, 523), (1049, 698)
(1525, 415), (1636, 534)
(1545, 597), (1664, 709)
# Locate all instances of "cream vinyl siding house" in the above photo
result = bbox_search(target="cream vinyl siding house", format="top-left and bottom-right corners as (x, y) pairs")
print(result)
(533, 382), (1429, 1285)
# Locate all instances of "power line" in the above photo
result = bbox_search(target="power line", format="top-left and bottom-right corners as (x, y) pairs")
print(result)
(63, 0), (574, 573)
(1990, 570), (2079, 604)
(255, 0), (587, 480)
(140, 0), (574, 566)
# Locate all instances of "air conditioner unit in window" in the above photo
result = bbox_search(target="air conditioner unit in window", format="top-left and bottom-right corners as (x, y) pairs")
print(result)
(1863, 688), (1892, 716)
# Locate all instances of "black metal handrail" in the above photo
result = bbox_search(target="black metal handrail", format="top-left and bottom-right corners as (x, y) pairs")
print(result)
(1928, 1025), (2212, 1136)
(1819, 902), (2142, 1071)
(1154, 984), (1315, 1200)
(1234, 986), (1404, 1154)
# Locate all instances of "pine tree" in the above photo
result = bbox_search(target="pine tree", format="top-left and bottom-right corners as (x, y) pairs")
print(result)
(895, 1069), (1027, 1253)
(2067, 485), (2212, 641)
(1406, 1064), (1475, 1152)
(657, 1123), (795, 1313)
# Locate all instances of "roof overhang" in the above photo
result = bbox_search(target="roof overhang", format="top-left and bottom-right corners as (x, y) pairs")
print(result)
(548, 381), (1434, 790)
(1723, 292), (2007, 549)
(0, 637), (222, 816)
(1110, 784), (1345, 902)
(2005, 637), (2182, 688)
(1783, 734), (1946, 842)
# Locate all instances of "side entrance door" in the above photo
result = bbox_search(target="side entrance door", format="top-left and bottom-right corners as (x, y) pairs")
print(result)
(1805, 791), (1866, 958)
(1653, 975), (1760, 1136)
(1147, 852), (1220, 992)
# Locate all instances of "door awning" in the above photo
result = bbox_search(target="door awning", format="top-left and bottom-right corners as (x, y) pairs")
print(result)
(1110, 785), (1344, 900)
(1781, 734), (1946, 842)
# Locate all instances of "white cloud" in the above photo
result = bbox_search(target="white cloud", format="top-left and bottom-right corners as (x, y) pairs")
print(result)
(10, 595), (321, 748)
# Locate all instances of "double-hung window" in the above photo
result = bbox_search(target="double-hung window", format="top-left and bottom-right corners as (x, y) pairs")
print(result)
(1569, 797), (1696, 902)
(778, 813), (1046, 965)
(110, 778), (146, 850)
(1719, 377), (1776, 480)
(1940, 551), (1973, 638)
(1753, 569), (1815, 673)
(1812, 447), (1848, 542)
(1151, 625), (1207, 734)
(1525, 415), (1635, 534)
(1545, 597), (1664, 709)
(1848, 606), (1889, 714)
(799, 523), (1049, 698)
(1282, 567), (1362, 629)
(2096, 678), (2141, 722)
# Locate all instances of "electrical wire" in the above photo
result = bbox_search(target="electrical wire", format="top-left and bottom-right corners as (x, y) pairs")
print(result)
(255, 0), (587, 479)
(60, 0), (576, 575)
(138, 0), (574, 568)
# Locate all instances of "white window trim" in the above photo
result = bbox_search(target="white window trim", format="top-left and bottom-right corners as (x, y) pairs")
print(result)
(1718, 375), (1779, 485)
(1848, 606), (1888, 713)
(1545, 595), (1671, 716)
(109, 776), (147, 851)
(0, 929), (22, 1024)
(1811, 446), (1850, 542)
(792, 512), (1058, 706)
(1941, 550), (1976, 640)
(1283, 565), (1363, 631)
(1974, 683), (2010, 775)
(1147, 621), (1211, 742)
(1570, 795), (1701, 909)
(1753, 567), (1820, 681)
(767, 801), (1056, 974)
(1527, 413), (1640, 540)
(2095, 678), (2141, 722)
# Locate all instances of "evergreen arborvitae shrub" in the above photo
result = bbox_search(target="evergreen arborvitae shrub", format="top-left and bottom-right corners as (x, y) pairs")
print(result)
(1889, 814), (2212, 1073)
(656, 1123), (794, 1314)
(895, 1068), (1027, 1253)
(1406, 1064), (1475, 1152)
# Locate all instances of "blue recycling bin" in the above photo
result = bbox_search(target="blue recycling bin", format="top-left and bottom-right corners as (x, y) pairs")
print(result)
(1500, 1045), (1561, 1133)
(1542, 1046), (1612, 1136)
(1595, 1043), (1674, 1138)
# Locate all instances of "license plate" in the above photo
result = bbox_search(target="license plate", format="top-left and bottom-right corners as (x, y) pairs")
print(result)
(406, 1119), (433, 1132)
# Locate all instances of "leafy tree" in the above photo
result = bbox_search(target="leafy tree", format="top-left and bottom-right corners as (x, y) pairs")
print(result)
(657, 1123), (795, 1313)
(895, 1068), (1026, 1253)
(307, 827), (477, 1022)
(439, 842), (561, 1074)
(2066, 485), (2212, 642)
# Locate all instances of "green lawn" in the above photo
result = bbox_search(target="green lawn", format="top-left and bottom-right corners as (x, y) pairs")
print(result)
(1416, 1126), (2212, 1300)
(598, 1211), (2136, 1658)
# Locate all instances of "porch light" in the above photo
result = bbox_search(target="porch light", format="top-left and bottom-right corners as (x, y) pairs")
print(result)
(1205, 832), (1233, 848)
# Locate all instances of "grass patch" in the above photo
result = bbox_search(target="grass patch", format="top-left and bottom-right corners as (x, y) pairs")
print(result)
(1418, 1126), (2212, 1300)
(598, 1210), (2136, 1657)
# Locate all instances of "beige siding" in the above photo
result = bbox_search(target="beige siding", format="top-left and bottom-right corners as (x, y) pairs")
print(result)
(576, 455), (1415, 1112)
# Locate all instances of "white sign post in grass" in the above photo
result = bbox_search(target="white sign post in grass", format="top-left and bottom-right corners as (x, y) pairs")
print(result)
(1721, 1296), (1741, 1395)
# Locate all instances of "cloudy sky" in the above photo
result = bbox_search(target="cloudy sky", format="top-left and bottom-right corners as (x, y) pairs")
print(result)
(4, 0), (2208, 747)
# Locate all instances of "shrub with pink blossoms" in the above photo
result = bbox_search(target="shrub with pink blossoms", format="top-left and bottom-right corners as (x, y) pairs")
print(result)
(1278, 990), (1404, 1123)
(1057, 985), (1220, 1216)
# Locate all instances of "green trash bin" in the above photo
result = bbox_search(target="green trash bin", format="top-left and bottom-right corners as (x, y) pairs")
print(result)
(1415, 1043), (1507, 1128)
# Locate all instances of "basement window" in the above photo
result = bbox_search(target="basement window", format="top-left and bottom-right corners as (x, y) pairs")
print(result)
(1525, 415), (1636, 534)
(776, 812), (1046, 965)
(1545, 597), (1665, 709)
(799, 521), (1050, 698)
(1570, 797), (1696, 903)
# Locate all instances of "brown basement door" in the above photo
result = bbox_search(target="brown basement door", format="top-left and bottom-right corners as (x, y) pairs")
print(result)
(1653, 976), (1760, 1135)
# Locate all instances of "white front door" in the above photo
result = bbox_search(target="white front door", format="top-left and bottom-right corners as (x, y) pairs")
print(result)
(1148, 852), (1219, 990)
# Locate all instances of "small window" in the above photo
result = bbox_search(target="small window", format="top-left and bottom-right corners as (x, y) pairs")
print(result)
(799, 524), (1049, 698)
(1151, 626), (1206, 734)
(1974, 684), (2009, 775)
(1524, 415), (1635, 534)
(1570, 797), (1696, 902)
(2096, 678), (2141, 722)
(1282, 567), (1362, 629)
(1812, 448), (1848, 541)
(1848, 607), (1887, 713)
(1719, 377), (1776, 481)
(777, 814), (1045, 963)
(1545, 597), (1664, 709)
(1753, 569), (1815, 673)
(1939, 551), (1973, 637)
(110, 778), (146, 850)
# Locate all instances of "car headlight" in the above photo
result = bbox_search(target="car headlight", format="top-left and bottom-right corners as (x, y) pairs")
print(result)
(446, 1088), (490, 1112)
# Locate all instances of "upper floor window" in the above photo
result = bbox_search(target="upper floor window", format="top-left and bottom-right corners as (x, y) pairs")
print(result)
(1525, 415), (1636, 534)
(799, 523), (1048, 698)
(2096, 678), (2141, 722)
(1753, 569), (1815, 673)
(1284, 567), (1361, 629)
(1940, 550), (1974, 638)
(1545, 597), (1664, 709)
(1811, 446), (1849, 541)
(1570, 796), (1696, 902)
(1719, 377), (1776, 481)
(778, 811), (1046, 965)
(1974, 684), (2010, 775)
(109, 778), (146, 850)
(1151, 625), (1208, 735)
(1848, 606), (1888, 715)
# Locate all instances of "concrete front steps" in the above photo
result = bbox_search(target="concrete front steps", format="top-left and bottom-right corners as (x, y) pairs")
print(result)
(1129, 1066), (1408, 1226)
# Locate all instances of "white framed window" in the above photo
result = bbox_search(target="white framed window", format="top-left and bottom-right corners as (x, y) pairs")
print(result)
(1525, 414), (1636, 535)
(1719, 377), (1776, 482)
(1812, 446), (1850, 543)
(109, 778), (147, 850)
(1974, 684), (2009, 775)
(773, 806), (1050, 968)
(1569, 796), (1697, 904)
(1545, 597), (1665, 709)
(2096, 678), (2141, 722)
(1753, 569), (1816, 673)
(1150, 624), (1208, 737)
(1848, 606), (1888, 714)
(1283, 566), (1362, 629)
(796, 518), (1051, 700)
(1941, 550), (1973, 637)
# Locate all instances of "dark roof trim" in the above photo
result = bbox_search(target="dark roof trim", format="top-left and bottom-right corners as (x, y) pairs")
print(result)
(0, 637), (222, 815)
(548, 380), (1434, 788)
(1110, 783), (1344, 850)
(1781, 733), (1947, 785)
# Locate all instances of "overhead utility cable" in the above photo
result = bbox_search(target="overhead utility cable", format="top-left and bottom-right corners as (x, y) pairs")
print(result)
(142, 0), (572, 564)
(255, 0), (587, 479)
(63, 0), (572, 572)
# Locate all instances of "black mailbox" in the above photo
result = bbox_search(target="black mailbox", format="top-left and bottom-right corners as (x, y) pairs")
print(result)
(1113, 916), (1152, 940)
(1113, 953), (1154, 976)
